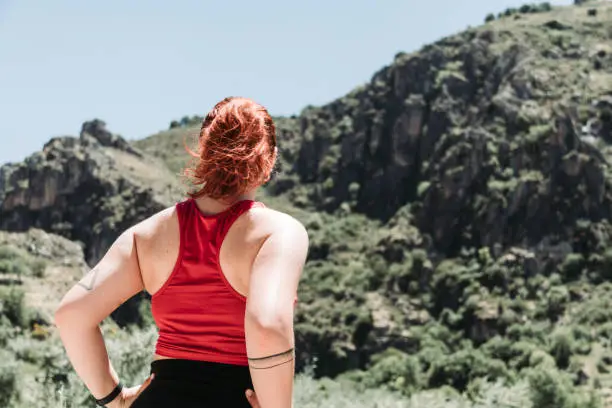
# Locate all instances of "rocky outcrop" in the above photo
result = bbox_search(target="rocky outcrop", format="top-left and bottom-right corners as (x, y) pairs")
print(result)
(80, 119), (142, 157)
(266, 4), (612, 257)
(0, 124), (184, 326)
(0, 122), (182, 266)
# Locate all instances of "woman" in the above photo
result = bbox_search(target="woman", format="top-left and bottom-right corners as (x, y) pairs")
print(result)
(54, 97), (309, 407)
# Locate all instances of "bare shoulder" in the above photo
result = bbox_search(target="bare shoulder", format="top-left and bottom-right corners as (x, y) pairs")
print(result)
(131, 205), (178, 242)
(249, 206), (308, 239)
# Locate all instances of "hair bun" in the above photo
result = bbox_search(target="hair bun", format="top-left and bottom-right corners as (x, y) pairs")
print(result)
(184, 97), (276, 200)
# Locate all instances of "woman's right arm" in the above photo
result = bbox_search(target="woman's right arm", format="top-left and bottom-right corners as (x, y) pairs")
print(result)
(244, 213), (308, 408)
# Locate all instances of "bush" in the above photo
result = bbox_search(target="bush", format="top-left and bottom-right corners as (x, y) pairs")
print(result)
(0, 315), (17, 347)
(0, 258), (29, 279)
(107, 325), (158, 386)
(529, 349), (557, 369)
(560, 253), (584, 281)
(0, 286), (27, 327)
(364, 348), (422, 394)
(428, 349), (510, 391)
(543, 285), (570, 321)
(503, 7), (518, 17)
(0, 245), (47, 279)
(526, 366), (600, 408)
(596, 249), (612, 280)
(549, 329), (573, 369)
(430, 259), (472, 314)
(30, 259), (47, 278)
(527, 366), (572, 408)
(498, 2), (553, 18)
(0, 350), (18, 406)
(538, 2), (552, 12)
(485, 13), (496, 23)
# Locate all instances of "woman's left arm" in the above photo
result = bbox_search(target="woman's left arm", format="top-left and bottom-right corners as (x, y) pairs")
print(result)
(54, 226), (145, 406)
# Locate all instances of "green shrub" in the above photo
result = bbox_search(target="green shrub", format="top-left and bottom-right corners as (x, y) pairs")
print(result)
(430, 259), (473, 314)
(529, 349), (557, 369)
(596, 249), (612, 280)
(0, 258), (28, 278)
(527, 366), (571, 408)
(0, 350), (18, 406)
(0, 315), (18, 347)
(107, 326), (158, 385)
(538, 2), (553, 11)
(0, 286), (27, 327)
(549, 329), (573, 369)
(428, 349), (510, 391)
(363, 348), (422, 394)
(560, 253), (584, 281)
(485, 13), (496, 23)
(543, 285), (570, 321)
(30, 259), (47, 278)
(525, 366), (600, 408)
(502, 7), (518, 17)
(597, 321), (612, 339)
(0, 245), (47, 279)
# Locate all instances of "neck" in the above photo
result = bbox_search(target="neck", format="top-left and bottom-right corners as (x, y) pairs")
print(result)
(195, 189), (257, 211)
(227, 189), (257, 203)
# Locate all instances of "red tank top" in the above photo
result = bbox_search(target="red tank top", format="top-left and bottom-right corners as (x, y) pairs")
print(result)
(151, 198), (265, 366)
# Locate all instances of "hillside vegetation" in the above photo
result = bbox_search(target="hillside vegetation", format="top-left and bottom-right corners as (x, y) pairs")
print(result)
(1, 1), (612, 407)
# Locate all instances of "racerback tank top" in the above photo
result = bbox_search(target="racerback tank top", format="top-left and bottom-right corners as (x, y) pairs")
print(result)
(151, 198), (265, 366)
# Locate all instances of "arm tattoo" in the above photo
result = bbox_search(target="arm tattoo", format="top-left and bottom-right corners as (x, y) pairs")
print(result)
(77, 268), (100, 291)
(248, 348), (294, 361)
(248, 348), (295, 369)
(249, 358), (294, 370)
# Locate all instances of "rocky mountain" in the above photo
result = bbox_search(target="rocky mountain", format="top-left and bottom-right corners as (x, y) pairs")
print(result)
(137, 2), (612, 258)
(0, 119), (183, 266)
(275, 2), (612, 253)
(1, 1), (612, 406)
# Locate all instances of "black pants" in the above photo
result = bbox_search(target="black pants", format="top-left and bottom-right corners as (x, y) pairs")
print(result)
(131, 359), (254, 407)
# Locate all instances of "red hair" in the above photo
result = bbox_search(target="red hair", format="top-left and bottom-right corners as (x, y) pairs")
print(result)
(184, 97), (277, 201)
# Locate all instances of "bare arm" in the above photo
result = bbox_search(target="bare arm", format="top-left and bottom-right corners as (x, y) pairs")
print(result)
(54, 226), (146, 406)
(244, 215), (308, 408)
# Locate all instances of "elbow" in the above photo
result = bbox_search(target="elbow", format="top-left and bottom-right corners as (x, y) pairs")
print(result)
(53, 304), (70, 329)
(245, 306), (293, 335)
(53, 303), (84, 330)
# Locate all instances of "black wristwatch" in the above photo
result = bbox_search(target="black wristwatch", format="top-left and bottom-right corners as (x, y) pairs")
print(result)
(95, 382), (123, 407)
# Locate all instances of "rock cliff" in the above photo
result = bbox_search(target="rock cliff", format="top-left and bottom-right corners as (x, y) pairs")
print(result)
(0, 120), (182, 265)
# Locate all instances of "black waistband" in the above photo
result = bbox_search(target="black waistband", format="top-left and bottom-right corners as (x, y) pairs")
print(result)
(150, 359), (252, 384)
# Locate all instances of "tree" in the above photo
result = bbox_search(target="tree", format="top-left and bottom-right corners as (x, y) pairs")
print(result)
(539, 2), (552, 12)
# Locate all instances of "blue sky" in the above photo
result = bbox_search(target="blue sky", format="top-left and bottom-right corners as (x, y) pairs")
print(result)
(0, 0), (572, 165)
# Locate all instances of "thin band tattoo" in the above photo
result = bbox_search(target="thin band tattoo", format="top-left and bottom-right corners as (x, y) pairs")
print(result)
(249, 358), (294, 370)
(247, 348), (294, 361)
(77, 268), (99, 291)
